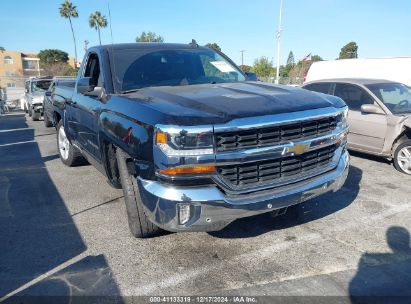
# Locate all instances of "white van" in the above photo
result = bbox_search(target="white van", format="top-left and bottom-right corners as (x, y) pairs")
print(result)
(305, 57), (411, 87)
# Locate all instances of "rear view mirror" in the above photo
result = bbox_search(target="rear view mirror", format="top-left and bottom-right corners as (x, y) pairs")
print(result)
(361, 104), (385, 115)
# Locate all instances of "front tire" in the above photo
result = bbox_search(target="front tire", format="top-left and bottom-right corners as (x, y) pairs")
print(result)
(394, 140), (411, 175)
(57, 121), (85, 167)
(116, 148), (161, 238)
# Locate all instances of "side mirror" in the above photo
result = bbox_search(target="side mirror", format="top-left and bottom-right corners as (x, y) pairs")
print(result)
(361, 104), (385, 115)
(77, 77), (95, 95)
(25, 88), (29, 93)
(45, 91), (52, 97)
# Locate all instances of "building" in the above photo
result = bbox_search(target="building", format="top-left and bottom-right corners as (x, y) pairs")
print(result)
(0, 50), (77, 89)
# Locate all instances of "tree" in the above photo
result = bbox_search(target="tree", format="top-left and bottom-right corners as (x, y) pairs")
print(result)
(253, 57), (275, 78)
(41, 62), (77, 76)
(0, 47), (5, 52)
(239, 65), (252, 73)
(288, 54), (323, 80)
(89, 11), (108, 45)
(135, 31), (164, 43)
(59, 0), (78, 68)
(38, 49), (69, 65)
(339, 41), (358, 59)
(205, 43), (221, 52)
(286, 51), (295, 67)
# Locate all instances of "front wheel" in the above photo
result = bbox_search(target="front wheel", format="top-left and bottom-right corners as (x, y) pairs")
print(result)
(57, 121), (85, 167)
(394, 140), (411, 175)
(116, 148), (161, 238)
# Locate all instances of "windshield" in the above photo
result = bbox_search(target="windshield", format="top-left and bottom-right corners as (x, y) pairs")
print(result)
(366, 83), (411, 114)
(110, 48), (246, 93)
(31, 80), (52, 93)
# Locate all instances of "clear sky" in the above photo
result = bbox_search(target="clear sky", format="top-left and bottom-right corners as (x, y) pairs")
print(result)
(1, 0), (410, 66)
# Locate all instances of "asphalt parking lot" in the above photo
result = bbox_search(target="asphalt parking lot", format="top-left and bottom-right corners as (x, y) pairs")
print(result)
(1, 112), (411, 302)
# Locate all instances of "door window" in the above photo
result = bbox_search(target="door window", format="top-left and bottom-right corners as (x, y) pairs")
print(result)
(334, 84), (373, 111)
(83, 53), (102, 89)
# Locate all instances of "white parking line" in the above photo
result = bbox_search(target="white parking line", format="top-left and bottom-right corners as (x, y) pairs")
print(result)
(0, 128), (34, 133)
(0, 140), (36, 147)
(0, 252), (89, 303)
(0, 138), (54, 148)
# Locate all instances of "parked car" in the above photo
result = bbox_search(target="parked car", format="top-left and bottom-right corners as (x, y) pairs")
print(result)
(244, 72), (258, 81)
(24, 76), (53, 121)
(43, 78), (76, 127)
(305, 57), (411, 87)
(303, 78), (411, 174)
(56, 42), (349, 238)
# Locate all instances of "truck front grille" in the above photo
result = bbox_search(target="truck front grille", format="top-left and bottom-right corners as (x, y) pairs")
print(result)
(217, 144), (337, 188)
(216, 116), (338, 152)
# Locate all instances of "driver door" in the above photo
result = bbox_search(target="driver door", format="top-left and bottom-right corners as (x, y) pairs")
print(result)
(334, 83), (387, 154)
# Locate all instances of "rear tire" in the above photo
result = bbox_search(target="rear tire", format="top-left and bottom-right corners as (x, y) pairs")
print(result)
(393, 140), (411, 175)
(57, 121), (85, 167)
(116, 148), (161, 238)
(32, 111), (40, 121)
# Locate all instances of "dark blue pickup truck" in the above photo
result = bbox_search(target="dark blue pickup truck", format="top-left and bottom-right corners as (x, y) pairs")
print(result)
(56, 42), (349, 238)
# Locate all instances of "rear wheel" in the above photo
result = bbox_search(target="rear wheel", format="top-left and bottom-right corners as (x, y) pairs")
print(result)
(57, 121), (85, 167)
(394, 140), (411, 175)
(116, 148), (161, 238)
(32, 111), (40, 121)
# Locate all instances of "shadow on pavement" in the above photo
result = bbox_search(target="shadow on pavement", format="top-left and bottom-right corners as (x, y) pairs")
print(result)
(349, 150), (392, 165)
(349, 226), (411, 303)
(0, 114), (122, 300)
(210, 165), (362, 239)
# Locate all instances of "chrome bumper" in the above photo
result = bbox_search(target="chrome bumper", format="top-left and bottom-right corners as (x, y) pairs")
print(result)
(137, 150), (349, 232)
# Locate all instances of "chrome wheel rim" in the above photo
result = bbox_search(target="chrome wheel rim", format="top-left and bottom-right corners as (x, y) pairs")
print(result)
(58, 126), (70, 160)
(397, 146), (411, 174)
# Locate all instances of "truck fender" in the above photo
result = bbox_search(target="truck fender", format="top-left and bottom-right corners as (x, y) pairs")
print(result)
(98, 111), (154, 163)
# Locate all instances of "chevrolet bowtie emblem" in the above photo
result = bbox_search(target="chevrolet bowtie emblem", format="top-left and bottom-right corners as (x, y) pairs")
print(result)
(287, 143), (310, 155)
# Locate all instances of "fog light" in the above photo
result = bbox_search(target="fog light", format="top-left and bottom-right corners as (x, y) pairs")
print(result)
(178, 203), (191, 225)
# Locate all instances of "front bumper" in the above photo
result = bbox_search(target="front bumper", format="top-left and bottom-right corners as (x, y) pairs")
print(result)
(137, 150), (350, 232)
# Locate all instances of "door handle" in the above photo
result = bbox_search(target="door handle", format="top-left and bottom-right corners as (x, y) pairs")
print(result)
(65, 100), (77, 106)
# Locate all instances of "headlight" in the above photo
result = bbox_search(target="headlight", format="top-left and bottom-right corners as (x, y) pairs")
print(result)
(155, 125), (214, 156)
(337, 107), (349, 129)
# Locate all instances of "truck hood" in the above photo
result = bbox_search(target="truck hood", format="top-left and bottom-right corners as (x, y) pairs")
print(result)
(124, 82), (345, 125)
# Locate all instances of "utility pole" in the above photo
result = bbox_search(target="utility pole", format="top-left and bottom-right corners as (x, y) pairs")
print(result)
(275, 0), (283, 84)
(240, 50), (245, 66)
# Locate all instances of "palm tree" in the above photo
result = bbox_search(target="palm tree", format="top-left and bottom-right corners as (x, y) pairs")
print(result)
(89, 11), (108, 45)
(59, 0), (79, 68)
